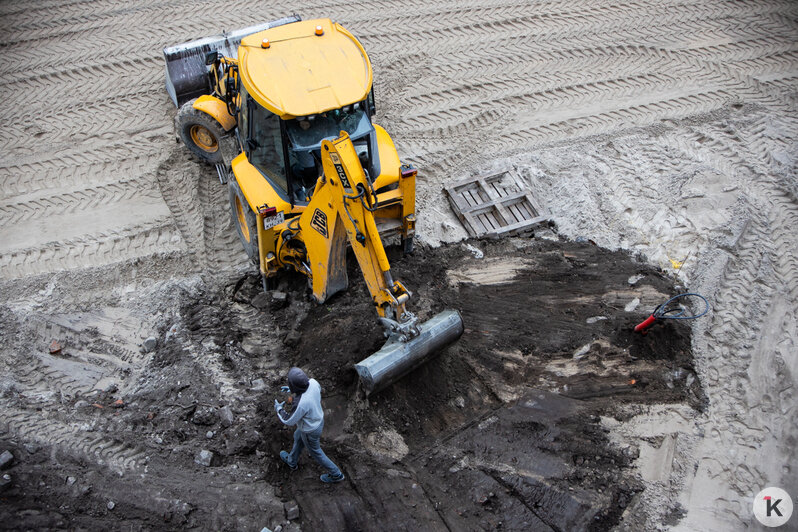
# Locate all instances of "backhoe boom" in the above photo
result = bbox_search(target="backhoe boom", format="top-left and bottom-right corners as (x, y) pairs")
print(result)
(295, 132), (462, 393)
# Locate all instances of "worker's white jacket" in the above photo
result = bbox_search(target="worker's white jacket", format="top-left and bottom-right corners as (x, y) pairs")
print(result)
(277, 378), (324, 433)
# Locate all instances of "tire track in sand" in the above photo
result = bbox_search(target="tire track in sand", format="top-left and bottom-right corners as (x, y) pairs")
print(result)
(0, 217), (184, 281)
(0, 176), (159, 227)
(2, 408), (146, 473)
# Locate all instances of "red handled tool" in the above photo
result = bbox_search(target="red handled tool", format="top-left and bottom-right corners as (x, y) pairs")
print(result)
(634, 314), (658, 333)
(634, 293), (709, 334)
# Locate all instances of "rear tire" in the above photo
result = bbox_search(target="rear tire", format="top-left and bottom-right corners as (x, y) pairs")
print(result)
(228, 176), (259, 265)
(177, 99), (226, 164)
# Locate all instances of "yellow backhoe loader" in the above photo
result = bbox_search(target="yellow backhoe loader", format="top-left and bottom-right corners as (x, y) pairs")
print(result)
(163, 16), (463, 393)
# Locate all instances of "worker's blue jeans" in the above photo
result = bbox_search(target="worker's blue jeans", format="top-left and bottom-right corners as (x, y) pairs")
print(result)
(286, 422), (342, 476)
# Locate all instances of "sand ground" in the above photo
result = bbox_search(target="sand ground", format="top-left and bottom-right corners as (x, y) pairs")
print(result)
(1, 0), (797, 530)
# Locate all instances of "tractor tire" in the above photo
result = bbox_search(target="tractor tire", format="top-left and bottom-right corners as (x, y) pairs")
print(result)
(177, 99), (226, 164)
(228, 176), (260, 266)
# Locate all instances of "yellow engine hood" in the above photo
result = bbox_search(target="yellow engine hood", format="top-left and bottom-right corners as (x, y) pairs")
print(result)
(239, 19), (372, 118)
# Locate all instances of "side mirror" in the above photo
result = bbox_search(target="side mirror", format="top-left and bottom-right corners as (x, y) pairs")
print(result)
(205, 50), (219, 65)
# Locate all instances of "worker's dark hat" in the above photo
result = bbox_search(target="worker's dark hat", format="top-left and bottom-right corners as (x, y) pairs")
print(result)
(287, 367), (309, 394)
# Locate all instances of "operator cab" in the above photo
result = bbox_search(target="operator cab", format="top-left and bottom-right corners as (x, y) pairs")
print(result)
(240, 86), (379, 205)
(235, 18), (378, 205)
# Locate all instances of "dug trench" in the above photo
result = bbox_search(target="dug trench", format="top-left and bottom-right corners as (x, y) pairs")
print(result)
(1, 236), (703, 531)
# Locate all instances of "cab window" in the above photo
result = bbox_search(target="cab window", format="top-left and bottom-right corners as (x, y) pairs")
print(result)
(238, 85), (248, 145)
(247, 98), (287, 192)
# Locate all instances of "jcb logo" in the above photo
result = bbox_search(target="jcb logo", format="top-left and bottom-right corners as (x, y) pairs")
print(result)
(754, 487), (793, 527)
(310, 208), (328, 239)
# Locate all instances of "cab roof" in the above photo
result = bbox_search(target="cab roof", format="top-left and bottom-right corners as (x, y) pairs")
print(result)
(239, 19), (373, 119)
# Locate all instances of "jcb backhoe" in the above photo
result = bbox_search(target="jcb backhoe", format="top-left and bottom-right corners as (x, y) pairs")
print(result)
(163, 16), (462, 393)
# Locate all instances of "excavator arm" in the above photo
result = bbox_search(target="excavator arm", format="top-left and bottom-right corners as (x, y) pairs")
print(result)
(303, 133), (416, 331)
(295, 132), (463, 394)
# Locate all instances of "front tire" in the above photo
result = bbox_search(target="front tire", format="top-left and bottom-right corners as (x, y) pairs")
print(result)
(228, 176), (259, 265)
(177, 99), (226, 164)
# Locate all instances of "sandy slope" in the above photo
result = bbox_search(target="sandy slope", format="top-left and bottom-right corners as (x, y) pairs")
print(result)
(1, 0), (796, 529)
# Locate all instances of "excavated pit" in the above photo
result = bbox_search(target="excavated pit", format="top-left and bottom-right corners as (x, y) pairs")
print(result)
(1, 237), (700, 530)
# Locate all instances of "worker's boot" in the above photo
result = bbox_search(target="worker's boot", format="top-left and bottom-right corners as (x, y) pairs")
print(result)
(280, 451), (297, 470)
(320, 472), (345, 483)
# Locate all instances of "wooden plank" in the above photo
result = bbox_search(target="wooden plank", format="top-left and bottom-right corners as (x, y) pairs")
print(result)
(444, 169), (511, 191)
(502, 197), (536, 219)
(461, 212), (484, 236)
(508, 202), (524, 223)
(494, 203), (513, 226)
(485, 208), (502, 229)
(443, 188), (465, 212)
(460, 190), (528, 214)
(524, 192), (546, 217)
(484, 215), (551, 237)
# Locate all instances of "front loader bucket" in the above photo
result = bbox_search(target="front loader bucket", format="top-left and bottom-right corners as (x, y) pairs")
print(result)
(163, 15), (300, 107)
(355, 310), (464, 395)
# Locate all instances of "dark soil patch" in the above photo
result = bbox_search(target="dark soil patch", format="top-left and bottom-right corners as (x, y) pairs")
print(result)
(1, 236), (703, 531)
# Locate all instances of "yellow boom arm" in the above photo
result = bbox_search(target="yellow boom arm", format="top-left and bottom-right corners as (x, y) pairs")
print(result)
(289, 131), (463, 395)
(297, 132), (413, 324)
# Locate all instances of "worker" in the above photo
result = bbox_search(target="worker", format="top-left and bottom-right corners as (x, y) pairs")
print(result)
(274, 367), (345, 483)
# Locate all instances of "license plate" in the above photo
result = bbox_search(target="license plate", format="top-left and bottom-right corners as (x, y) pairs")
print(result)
(263, 211), (285, 230)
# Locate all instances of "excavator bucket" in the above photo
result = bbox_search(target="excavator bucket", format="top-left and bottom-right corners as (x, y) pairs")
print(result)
(355, 310), (464, 395)
(162, 15), (301, 107)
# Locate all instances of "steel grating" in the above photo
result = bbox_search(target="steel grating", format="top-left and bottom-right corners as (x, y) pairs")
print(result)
(444, 168), (549, 237)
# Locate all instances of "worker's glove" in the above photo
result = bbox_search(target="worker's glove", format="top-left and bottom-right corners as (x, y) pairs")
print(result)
(280, 386), (290, 393)
(274, 399), (285, 413)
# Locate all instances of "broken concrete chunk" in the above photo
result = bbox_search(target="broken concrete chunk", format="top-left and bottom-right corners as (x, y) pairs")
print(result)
(0, 474), (10, 492)
(250, 379), (267, 392)
(219, 406), (234, 427)
(23, 443), (39, 454)
(195, 449), (216, 467)
(628, 274), (645, 285)
(252, 293), (270, 310)
(223, 427), (260, 456)
(0, 451), (14, 470)
(66, 476), (76, 486)
(191, 406), (218, 426)
(143, 336), (158, 352)
(107, 500), (115, 510)
(573, 344), (591, 359)
(206, 431), (214, 439)
(463, 243), (484, 259)
(284, 500), (300, 520)
(270, 291), (288, 310)
(624, 298), (641, 312)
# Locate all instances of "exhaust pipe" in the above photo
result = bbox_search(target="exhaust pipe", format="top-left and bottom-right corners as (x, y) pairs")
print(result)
(355, 310), (464, 395)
